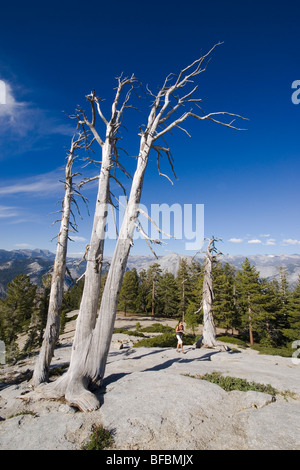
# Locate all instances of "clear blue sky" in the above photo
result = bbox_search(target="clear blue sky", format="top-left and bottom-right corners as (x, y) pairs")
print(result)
(0, 0), (300, 258)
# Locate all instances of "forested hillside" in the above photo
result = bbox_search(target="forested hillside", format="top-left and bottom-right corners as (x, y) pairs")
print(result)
(0, 249), (85, 298)
(1, 256), (299, 363)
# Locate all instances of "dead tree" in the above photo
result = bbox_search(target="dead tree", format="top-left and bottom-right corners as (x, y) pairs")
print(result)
(202, 237), (220, 347)
(36, 76), (137, 403)
(61, 77), (137, 371)
(42, 44), (245, 410)
(196, 237), (229, 350)
(32, 133), (86, 386)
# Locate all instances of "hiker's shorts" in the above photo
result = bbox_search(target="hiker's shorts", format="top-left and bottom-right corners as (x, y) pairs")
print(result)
(176, 334), (183, 344)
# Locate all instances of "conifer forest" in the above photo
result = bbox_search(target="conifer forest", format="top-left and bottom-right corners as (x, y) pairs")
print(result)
(1, 256), (299, 363)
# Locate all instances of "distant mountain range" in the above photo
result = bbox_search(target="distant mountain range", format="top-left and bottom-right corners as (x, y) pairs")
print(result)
(0, 249), (85, 298)
(126, 252), (300, 288)
(0, 249), (300, 297)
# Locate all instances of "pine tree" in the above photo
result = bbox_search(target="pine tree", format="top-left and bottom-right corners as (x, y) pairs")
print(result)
(63, 277), (85, 312)
(177, 258), (193, 320)
(212, 261), (239, 333)
(278, 267), (291, 336)
(284, 275), (300, 343)
(136, 269), (150, 313)
(146, 263), (162, 315)
(1, 274), (36, 361)
(23, 274), (51, 353)
(0, 298), (5, 343)
(184, 260), (203, 331)
(259, 278), (283, 346)
(118, 268), (139, 316)
(236, 258), (263, 345)
(156, 272), (179, 317)
(185, 300), (202, 333)
(279, 267), (290, 306)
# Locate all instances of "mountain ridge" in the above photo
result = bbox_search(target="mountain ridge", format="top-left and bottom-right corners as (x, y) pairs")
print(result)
(126, 252), (300, 287)
(0, 248), (300, 297)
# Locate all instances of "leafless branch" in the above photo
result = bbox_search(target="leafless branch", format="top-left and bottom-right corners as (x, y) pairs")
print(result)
(152, 145), (175, 185)
(135, 221), (162, 259)
(74, 244), (90, 268)
(109, 173), (127, 198)
(78, 176), (99, 189)
(137, 43), (248, 188)
(138, 207), (174, 239)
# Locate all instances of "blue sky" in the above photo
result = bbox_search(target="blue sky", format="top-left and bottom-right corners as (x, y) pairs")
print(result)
(0, 0), (300, 258)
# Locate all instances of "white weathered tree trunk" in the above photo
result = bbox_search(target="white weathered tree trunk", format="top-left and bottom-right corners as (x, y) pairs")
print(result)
(38, 77), (137, 406)
(202, 239), (217, 347)
(42, 46), (244, 410)
(201, 237), (228, 350)
(68, 136), (112, 354)
(46, 121), (154, 411)
(77, 137), (151, 384)
(32, 134), (85, 386)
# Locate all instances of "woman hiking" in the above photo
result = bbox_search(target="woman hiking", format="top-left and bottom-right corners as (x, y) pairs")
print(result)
(176, 320), (185, 353)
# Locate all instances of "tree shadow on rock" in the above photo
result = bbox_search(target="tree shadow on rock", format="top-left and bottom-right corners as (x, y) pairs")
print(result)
(142, 350), (221, 373)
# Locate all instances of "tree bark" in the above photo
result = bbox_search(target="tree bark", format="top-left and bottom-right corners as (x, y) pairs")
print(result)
(152, 279), (156, 316)
(32, 134), (85, 386)
(201, 239), (217, 347)
(46, 134), (151, 411)
(41, 48), (244, 410)
(200, 238), (228, 350)
(38, 77), (138, 407)
(248, 296), (254, 345)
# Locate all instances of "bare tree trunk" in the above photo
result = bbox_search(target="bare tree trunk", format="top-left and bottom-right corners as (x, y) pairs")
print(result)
(44, 134), (151, 411)
(85, 145), (150, 385)
(32, 134), (85, 386)
(248, 297), (254, 345)
(68, 138), (112, 356)
(37, 77), (137, 405)
(69, 78), (136, 352)
(152, 279), (156, 316)
(41, 46), (245, 410)
(199, 238), (229, 350)
(202, 239), (217, 347)
(182, 279), (186, 322)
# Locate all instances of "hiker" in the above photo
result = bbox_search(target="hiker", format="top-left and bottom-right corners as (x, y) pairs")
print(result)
(176, 320), (185, 353)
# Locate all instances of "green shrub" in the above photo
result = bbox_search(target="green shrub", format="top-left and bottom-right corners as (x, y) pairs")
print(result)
(82, 425), (114, 450)
(251, 344), (293, 358)
(196, 371), (277, 395)
(9, 411), (36, 419)
(135, 332), (197, 348)
(217, 335), (248, 348)
(135, 332), (177, 348)
(140, 323), (174, 333)
(113, 327), (145, 337)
